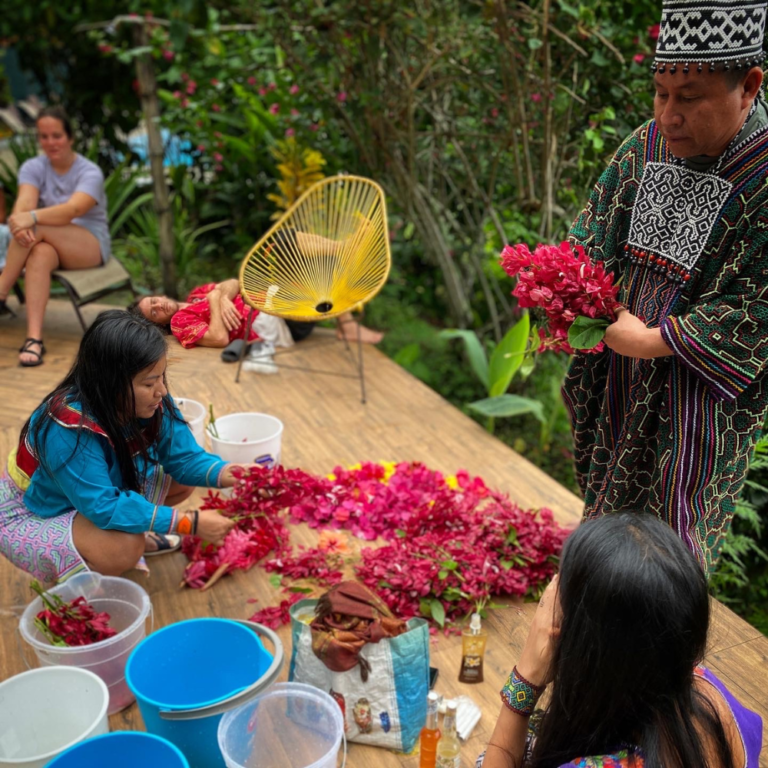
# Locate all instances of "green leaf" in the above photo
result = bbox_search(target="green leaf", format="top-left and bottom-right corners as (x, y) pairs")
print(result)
(419, 598), (432, 617)
(528, 38), (543, 50)
(169, 19), (190, 51)
(488, 313), (530, 397)
(557, 0), (580, 17)
(269, 574), (282, 589)
(567, 316), (610, 350)
(439, 330), (489, 389)
(500, 560), (513, 571)
(395, 529), (407, 538)
(441, 559), (459, 570)
(394, 343), (421, 368)
(430, 598), (446, 628)
(468, 395), (545, 423)
(506, 526), (518, 545)
(289, 586), (313, 594)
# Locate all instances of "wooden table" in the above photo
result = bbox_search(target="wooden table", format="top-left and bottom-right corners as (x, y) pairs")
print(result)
(0, 300), (766, 766)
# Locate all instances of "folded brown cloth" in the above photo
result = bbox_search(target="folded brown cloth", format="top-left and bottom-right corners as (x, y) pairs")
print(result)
(310, 581), (407, 682)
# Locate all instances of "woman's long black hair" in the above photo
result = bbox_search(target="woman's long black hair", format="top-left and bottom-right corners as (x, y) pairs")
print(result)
(21, 310), (174, 492)
(529, 513), (735, 768)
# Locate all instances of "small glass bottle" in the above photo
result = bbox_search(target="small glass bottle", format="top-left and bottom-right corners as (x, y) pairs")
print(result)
(436, 700), (461, 768)
(419, 691), (441, 768)
(458, 612), (487, 683)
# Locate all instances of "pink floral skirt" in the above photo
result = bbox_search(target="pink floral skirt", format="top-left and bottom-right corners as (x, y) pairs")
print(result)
(0, 467), (171, 583)
(0, 472), (86, 583)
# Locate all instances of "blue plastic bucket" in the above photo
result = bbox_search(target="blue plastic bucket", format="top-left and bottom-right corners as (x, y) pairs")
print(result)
(126, 619), (283, 768)
(44, 732), (189, 768)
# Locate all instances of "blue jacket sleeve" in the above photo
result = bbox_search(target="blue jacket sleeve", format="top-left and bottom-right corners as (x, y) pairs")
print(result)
(42, 425), (176, 534)
(155, 401), (229, 487)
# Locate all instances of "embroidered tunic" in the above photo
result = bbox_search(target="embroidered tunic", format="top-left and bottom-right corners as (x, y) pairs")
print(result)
(9, 396), (228, 533)
(562, 118), (768, 574)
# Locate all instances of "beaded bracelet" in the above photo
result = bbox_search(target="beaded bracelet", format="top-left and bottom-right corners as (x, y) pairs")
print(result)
(500, 666), (545, 717)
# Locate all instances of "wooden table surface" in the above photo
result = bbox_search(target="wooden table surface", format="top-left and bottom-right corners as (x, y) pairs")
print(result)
(0, 299), (766, 766)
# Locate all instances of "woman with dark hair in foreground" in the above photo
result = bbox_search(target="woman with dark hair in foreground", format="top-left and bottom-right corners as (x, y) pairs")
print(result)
(480, 514), (762, 768)
(0, 310), (242, 583)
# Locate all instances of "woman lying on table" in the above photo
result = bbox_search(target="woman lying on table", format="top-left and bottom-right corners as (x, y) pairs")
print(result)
(0, 309), (238, 584)
(480, 513), (761, 768)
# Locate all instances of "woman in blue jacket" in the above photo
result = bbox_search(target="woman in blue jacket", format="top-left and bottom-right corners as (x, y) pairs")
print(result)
(0, 310), (238, 583)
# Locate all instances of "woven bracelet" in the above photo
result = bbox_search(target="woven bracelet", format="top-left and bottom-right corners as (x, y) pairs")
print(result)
(500, 666), (545, 717)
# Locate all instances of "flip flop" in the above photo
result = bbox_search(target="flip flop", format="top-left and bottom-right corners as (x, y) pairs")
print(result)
(144, 532), (182, 557)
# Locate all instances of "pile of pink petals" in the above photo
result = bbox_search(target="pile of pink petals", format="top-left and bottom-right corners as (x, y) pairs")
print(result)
(180, 462), (567, 629)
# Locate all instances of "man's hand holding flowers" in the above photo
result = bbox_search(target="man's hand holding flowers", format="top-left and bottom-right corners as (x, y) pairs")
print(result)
(604, 309), (673, 359)
(501, 241), (673, 359)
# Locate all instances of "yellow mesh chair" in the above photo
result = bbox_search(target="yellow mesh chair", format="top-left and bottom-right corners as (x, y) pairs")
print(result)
(237, 175), (391, 402)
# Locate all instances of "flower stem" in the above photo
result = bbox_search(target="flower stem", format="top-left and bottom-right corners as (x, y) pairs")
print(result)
(208, 403), (220, 438)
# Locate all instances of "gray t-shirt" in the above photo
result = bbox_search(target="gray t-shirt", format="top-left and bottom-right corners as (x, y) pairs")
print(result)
(18, 154), (111, 261)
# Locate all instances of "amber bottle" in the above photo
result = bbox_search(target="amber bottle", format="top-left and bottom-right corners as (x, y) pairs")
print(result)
(458, 612), (487, 683)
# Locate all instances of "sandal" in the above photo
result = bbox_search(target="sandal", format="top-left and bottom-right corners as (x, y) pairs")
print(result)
(144, 532), (182, 557)
(0, 298), (16, 319)
(19, 338), (45, 367)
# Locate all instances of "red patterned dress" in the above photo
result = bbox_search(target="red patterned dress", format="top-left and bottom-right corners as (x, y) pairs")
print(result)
(170, 283), (259, 349)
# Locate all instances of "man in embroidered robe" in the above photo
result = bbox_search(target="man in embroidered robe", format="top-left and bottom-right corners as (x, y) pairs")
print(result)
(562, 0), (768, 574)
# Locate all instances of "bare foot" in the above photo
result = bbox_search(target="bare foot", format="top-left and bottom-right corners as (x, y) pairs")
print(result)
(337, 319), (384, 344)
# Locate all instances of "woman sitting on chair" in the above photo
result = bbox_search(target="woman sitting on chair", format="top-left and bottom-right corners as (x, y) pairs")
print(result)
(479, 513), (762, 768)
(0, 106), (111, 367)
(0, 310), (241, 584)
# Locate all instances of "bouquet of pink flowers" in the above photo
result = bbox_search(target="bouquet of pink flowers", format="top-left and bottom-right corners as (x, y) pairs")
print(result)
(500, 241), (621, 354)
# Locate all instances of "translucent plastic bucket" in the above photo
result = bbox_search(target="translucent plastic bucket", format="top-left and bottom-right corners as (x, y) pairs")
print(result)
(208, 413), (283, 467)
(218, 682), (345, 768)
(0, 667), (109, 768)
(19, 572), (151, 715)
(176, 398), (206, 448)
(126, 619), (283, 768)
(45, 732), (189, 768)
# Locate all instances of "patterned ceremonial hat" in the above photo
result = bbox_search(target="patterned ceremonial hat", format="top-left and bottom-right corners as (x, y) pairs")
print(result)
(652, 0), (767, 74)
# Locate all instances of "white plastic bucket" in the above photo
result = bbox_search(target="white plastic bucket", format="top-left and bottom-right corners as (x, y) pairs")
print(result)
(218, 682), (345, 768)
(176, 398), (206, 448)
(207, 413), (283, 467)
(0, 666), (109, 768)
(19, 573), (151, 715)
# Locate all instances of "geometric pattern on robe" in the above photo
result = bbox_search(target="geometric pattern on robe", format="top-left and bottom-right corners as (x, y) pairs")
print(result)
(562, 119), (768, 575)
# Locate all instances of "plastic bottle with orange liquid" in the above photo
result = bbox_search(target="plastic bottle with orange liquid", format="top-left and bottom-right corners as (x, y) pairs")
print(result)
(419, 691), (441, 768)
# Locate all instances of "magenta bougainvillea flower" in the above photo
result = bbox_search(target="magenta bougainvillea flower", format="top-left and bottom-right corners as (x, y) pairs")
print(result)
(31, 581), (116, 647)
(180, 463), (568, 629)
(500, 241), (621, 353)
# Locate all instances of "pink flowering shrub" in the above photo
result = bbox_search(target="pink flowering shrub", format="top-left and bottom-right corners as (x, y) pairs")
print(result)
(500, 241), (621, 353)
